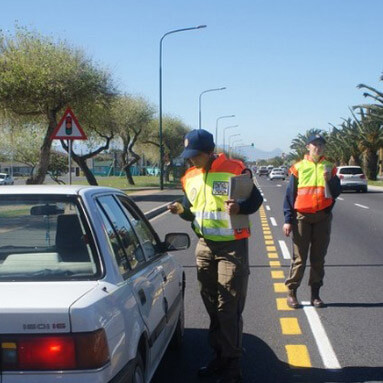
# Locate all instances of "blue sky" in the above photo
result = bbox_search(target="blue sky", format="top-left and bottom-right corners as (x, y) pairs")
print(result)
(1, 0), (383, 153)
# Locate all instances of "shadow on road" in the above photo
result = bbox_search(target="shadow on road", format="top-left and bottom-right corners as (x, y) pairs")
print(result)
(152, 328), (383, 383)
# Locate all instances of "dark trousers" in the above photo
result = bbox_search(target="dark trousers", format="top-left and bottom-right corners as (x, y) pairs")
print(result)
(196, 237), (249, 360)
(285, 210), (332, 290)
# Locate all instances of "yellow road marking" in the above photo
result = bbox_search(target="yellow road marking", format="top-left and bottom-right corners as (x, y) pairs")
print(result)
(269, 261), (281, 267)
(264, 235), (273, 240)
(276, 298), (293, 311)
(280, 318), (302, 335)
(274, 282), (288, 292)
(266, 246), (276, 252)
(271, 270), (285, 279)
(265, 240), (274, 245)
(285, 345), (311, 367)
(263, 231), (271, 235)
(268, 252), (278, 259)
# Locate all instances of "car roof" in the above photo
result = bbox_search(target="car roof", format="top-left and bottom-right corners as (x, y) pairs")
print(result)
(337, 166), (362, 169)
(0, 185), (123, 196)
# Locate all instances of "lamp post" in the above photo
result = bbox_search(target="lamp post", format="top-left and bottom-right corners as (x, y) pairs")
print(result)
(228, 134), (241, 158)
(159, 25), (206, 190)
(223, 125), (238, 152)
(199, 87), (226, 130)
(215, 115), (235, 150)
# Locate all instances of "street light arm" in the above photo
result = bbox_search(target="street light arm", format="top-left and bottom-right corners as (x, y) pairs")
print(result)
(198, 87), (226, 129)
(160, 25), (207, 44)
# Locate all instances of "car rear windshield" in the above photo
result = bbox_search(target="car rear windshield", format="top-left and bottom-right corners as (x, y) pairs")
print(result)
(0, 195), (100, 281)
(339, 167), (363, 175)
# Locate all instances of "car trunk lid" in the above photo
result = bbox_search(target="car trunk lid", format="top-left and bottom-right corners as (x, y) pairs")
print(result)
(0, 281), (98, 334)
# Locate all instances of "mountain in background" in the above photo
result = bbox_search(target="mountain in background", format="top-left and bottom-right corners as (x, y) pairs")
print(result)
(235, 146), (284, 161)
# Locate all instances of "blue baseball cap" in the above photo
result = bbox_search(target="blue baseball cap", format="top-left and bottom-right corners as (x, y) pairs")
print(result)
(181, 129), (215, 159)
(307, 134), (326, 145)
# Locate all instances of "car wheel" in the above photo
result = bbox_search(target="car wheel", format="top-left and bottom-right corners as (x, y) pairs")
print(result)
(362, 186), (368, 193)
(132, 353), (145, 383)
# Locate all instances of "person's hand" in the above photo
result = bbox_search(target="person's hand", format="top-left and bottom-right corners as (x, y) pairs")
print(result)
(225, 199), (240, 215)
(167, 202), (184, 215)
(283, 223), (292, 237)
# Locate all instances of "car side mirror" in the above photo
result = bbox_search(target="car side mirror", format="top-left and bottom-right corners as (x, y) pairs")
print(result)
(163, 233), (190, 251)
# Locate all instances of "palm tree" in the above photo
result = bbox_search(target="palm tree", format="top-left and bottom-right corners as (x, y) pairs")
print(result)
(351, 108), (383, 180)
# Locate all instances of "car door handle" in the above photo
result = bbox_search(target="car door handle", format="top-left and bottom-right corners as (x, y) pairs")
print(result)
(138, 289), (146, 305)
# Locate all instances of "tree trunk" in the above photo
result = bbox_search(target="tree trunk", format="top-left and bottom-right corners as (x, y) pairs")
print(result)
(73, 155), (98, 185)
(364, 149), (378, 180)
(27, 110), (56, 184)
(124, 165), (135, 185)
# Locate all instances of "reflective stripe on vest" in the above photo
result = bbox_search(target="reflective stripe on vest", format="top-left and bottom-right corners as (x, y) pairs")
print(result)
(291, 156), (334, 213)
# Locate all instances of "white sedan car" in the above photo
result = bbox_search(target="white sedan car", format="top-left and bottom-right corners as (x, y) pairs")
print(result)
(0, 173), (14, 185)
(268, 168), (286, 181)
(0, 185), (189, 383)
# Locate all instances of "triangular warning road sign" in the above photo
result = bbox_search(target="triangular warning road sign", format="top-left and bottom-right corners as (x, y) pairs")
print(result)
(51, 107), (87, 140)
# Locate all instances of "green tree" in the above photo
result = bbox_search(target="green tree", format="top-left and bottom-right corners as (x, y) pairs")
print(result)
(0, 27), (115, 184)
(112, 95), (155, 185)
(143, 116), (190, 181)
(351, 108), (383, 180)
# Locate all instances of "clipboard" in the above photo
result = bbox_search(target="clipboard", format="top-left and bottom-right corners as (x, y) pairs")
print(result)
(228, 174), (254, 229)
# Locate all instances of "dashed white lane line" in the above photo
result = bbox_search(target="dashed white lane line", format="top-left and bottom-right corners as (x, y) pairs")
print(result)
(337, 197), (344, 201)
(263, 198), (267, 202)
(277, 184), (282, 187)
(354, 203), (369, 209)
(301, 302), (341, 369)
(266, 205), (271, 211)
(278, 240), (291, 259)
(270, 217), (277, 226)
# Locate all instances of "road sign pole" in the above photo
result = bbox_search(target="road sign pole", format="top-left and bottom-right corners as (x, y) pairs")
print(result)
(68, 140), (72, 185)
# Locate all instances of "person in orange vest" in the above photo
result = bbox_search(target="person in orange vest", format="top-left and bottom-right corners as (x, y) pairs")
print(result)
(168, 129), (263, 383)
(283, 134), (341, 308)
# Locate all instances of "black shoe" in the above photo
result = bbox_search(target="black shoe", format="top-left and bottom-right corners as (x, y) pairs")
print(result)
(198, 358), (225, 378)
(215, 358), (242, 383)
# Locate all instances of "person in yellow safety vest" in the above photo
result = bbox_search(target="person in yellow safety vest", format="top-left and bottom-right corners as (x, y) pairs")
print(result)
(283, 134), (341, 309)
(168, 129), (263, 383)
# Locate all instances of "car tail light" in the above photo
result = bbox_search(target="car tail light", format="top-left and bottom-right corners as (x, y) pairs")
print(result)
(339, 175), (344, 179)
(1, 329), (109, 371)
(360, 174), (366, 179)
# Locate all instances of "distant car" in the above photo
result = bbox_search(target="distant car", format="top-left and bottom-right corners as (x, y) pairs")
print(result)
(336, 166), (368, 192)
(258, 166), (269, 176)
(0, 185), (190, 383)
(269, 168), (286, 181)
(267, 165), (274, 174)
(0, 173), (14, 185)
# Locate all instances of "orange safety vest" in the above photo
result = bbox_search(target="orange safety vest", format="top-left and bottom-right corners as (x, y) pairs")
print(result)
(290, 155), (336, 213)
(181, 153), (251, 241)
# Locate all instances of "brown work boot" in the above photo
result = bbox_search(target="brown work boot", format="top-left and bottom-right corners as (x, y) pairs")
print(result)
(311, 287), (325, 308)
(287, 289), (299, 308)
(216, 358), (242, 383)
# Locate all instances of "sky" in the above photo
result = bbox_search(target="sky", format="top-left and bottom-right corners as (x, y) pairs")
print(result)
(1, 0), (383, 153)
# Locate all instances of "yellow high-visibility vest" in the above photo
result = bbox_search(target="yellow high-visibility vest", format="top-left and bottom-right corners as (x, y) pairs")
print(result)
(290, 155), (335, 213)
(181, 153), (251, 241)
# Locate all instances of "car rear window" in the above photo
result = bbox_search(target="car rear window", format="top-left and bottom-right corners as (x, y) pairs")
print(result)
(339, 167), (363, 175)
(0, 195), (100, 281)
